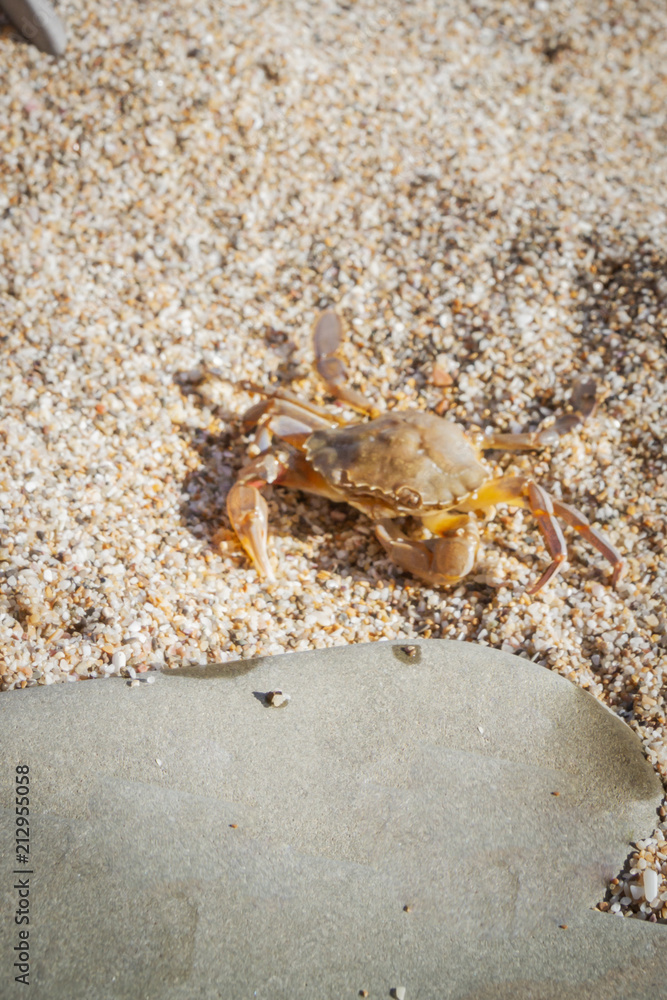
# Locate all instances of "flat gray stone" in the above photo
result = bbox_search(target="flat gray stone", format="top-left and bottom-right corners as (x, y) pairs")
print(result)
(1, 640), (665, 999)
(0, 0), (66, 55)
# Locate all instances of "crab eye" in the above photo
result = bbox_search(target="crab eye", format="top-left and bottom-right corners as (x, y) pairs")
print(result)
(396, 486), (421, 508)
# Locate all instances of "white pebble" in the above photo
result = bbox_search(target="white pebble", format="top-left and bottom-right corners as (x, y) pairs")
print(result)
(266, 690), (290, 707)
(643, 868), (659, 903)
(111, 650), (126, 670)
(393, 988), (406, 1000)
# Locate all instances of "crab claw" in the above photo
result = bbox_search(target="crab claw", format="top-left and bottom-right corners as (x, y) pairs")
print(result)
(375, 516), (480, 587)
(226, 483), (275, 581)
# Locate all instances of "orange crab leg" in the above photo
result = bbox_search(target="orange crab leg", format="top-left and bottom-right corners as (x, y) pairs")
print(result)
(423, 475), (623, 593)
(226, 458), (352, 580)
(421, 478), (568, 592)
(552, 498), (625, 586)
(524, 482), (568, 593)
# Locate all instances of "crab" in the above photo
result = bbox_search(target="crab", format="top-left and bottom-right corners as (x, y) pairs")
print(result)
(226, 310), (624, 594)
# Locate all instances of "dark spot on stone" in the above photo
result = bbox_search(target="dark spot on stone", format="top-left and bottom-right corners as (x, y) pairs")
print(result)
(163, 659), (264, 679)
(393, 644), (422, 664)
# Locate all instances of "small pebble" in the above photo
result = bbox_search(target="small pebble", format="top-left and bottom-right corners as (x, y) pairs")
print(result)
(112, 651), (126, 671)
(266, 690), (290, 707)
(392, 988), (406, 1000)
(643, 868), (659, 903)
(431, 354), (455, 386)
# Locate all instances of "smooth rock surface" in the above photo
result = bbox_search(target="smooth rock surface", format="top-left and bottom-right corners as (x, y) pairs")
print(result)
(0, 0), (66, 55)
(1, 640), (665, 999)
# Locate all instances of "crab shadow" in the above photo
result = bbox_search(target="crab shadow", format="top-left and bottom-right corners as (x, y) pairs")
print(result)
(569, 235), (666, 542)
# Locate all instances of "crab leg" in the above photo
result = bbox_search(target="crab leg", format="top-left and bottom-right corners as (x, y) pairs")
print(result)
(523, 482), (568, 593)
(240, 386), (346, 428)
(479, 428), (561, 450)
(226, 451), (291, 581)
(313, 310), (381, 417)
(375, 515), (480, 587)
(423, 474), (623, 593)
(240, 393), (340, 453)
(479, 379), (598, 451)
(552, 498), (625, 586)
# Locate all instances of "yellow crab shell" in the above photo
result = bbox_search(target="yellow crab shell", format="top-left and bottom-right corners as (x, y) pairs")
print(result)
(304, 411), (488, 517)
